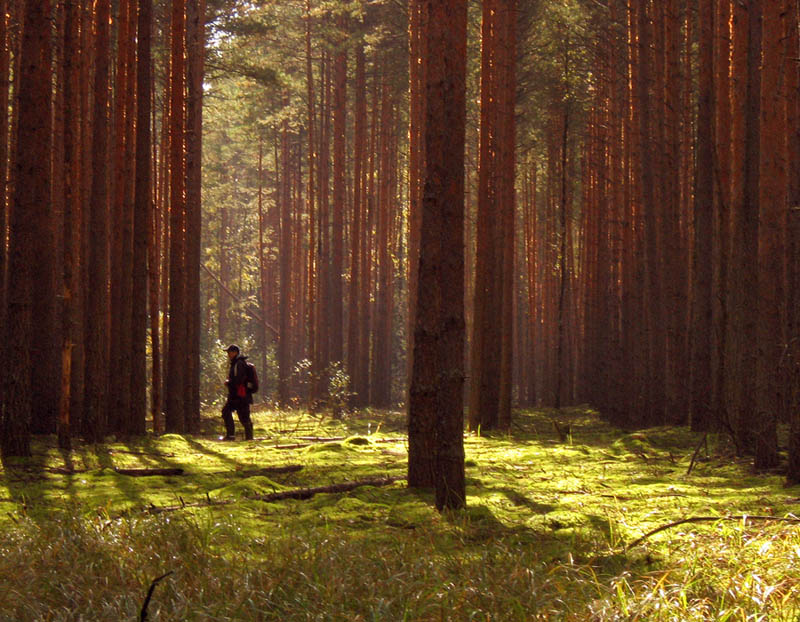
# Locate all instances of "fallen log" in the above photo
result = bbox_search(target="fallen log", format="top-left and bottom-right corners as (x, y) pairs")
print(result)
(249, 476), (406, 502)
(114, 468), (185, 477)
(145, 475), (406, 515)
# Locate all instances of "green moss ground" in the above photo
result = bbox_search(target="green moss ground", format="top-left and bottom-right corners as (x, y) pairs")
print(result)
(1, 406), (799, 620)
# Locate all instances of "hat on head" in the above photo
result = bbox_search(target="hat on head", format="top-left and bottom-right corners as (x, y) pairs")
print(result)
(224, 344), (240, 353)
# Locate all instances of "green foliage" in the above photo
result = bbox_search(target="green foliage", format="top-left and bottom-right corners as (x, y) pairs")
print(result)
(2, 409), (800, 619)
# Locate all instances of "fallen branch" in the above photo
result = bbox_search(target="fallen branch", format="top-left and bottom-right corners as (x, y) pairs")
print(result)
(231, 465), (304, 476)
(296, 436), (346, 442)
(114, 468), (184, 477)
(686, 434), (708, 475)
(249, 476), (406, 502)
(140, 571), (174, 622)
(626, 515), (800, 550)
(145, 475), (405, 515)
(108, 449), (176, 458)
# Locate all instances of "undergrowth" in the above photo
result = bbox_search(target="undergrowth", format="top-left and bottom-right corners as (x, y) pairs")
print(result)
(1, 407), (799, 620)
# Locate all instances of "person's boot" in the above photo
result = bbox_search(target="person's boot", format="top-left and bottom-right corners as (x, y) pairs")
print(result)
(222, 412), (236, 440)
(244, 421), (254, 441)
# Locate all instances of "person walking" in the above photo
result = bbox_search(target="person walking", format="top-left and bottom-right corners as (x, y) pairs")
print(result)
(221, 344), (255, 440)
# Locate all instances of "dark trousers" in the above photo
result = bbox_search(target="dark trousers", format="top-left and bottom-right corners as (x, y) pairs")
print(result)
(221, 397), (253, 440)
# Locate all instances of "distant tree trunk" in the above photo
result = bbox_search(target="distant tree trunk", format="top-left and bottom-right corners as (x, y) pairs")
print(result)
(728, 0), (762, 456)
(556, 105), (569, 410)
(691, 0), (714, 432)
(305, 0), (318, 403)
(712, 0), (732, 433)
(119, 0), (137, 435)
(278, 95), (292, 406)
(72, 0), (93, 436)
(469, 0), (502, 431)
(408, 0), (467, 511)
(331, 12), (347, 371)
(348, 39), (366, 405)
(407, 0), (426, 410)
(359, 68), (380, 405)
(754, 0), (781, 469)
(2, 0), (52, 457)
(149, 111), (163, 432)
(370, 80), (393, 408)
(109, 0), (131, 436)
(185, 0), (205, 432)
(497, 0), (517, 428)
(165, 0), (187, 433)
(60, 0), (83, 449)
(317, 54), (331, 396)
(84, 0), (111, 443)
(663, 0), (689, 425)
(132, 0), (153, 436)
(638, 0), (666, 426)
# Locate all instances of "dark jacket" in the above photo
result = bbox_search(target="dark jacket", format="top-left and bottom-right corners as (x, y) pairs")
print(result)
(226, 355), (253, 404)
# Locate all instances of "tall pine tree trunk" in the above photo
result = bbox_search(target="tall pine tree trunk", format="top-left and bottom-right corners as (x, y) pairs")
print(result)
(165, 0), (187, 432)
(691, 0), (714, 432)
(132, 0), (153, 436)
(754, 0), (782, 468)
(408, 0), (467, 511)
(2, 0), (52, 457)
(185, 0), (205, 432)
(85, 0), (111, 442)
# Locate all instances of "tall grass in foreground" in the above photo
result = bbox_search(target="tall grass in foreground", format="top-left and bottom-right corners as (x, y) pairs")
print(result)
(1, 510), (799, 621)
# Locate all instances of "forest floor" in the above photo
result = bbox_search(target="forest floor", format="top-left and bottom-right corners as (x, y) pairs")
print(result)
(1, 406), (799, 621)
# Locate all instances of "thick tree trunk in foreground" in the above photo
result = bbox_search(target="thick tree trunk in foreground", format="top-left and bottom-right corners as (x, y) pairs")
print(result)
(408, 0), (467, 511)
(2, 0), (53, 457)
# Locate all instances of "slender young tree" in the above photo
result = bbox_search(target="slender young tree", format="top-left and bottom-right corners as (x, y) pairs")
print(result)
(165, 0), (187, 432)
(185, 0), (206, 432)
(132, 0), (154, 435)
(60, 0), (83, 449)
(331, 11), (347, 370)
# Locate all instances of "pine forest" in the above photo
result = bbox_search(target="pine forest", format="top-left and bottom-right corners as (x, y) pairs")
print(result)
(1, 0), (800, 619)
